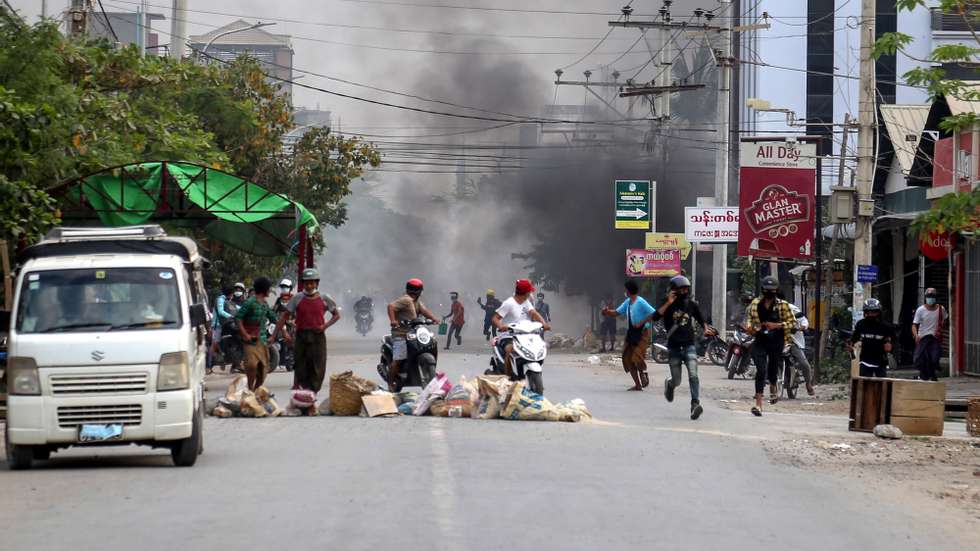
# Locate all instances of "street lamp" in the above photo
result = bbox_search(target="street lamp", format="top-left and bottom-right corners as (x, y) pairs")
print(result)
(746, 97), (802, 126)
(199, 21), (276, 60)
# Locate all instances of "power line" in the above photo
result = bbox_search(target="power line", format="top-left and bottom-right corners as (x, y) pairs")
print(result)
(104, 0), (638, 43)
(96, 0), (121, 42)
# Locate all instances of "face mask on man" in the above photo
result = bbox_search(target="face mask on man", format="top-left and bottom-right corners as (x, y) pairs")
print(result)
(763, 290), (776, 299)
(926, 297), (937, 305)
(233, 291), (243, 298)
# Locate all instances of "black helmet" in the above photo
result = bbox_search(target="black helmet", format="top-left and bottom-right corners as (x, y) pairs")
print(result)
(761, 276), (779, 291)
(670, 275), (692, 289)
(863, 298), (882, 312)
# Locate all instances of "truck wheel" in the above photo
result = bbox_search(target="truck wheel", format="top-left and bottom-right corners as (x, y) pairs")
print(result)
(527, 371), (544, 395)
(5, 430), (33, 470)
(33, 447), (51, 461)
(171, 404), (202, 467)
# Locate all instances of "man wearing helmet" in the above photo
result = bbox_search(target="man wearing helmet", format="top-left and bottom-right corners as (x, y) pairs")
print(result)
(641, 275), (714, 420)
(492, 279), (552, 379)
(386, 279), (440, 391)
(274, 268), (340, 393)
(745, 276), (797, 416)
(477, 289), (502, 340)
(850, 298), (895, 378)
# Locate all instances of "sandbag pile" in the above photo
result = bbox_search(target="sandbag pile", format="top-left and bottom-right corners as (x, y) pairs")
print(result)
(211, 375), (284, 418)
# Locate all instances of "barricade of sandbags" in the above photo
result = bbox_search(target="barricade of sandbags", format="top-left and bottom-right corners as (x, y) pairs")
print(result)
(210, 375), (283, 418)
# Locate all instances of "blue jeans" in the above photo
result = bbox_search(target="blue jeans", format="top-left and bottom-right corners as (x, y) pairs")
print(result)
(667, 345), (700, 403)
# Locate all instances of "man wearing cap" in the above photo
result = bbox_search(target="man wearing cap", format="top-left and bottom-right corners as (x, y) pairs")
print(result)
(274, 268), (341, 393)
(744, 276), (796, 416)
(442, 292), (465, 350)
(492, 279), (552, 378)
(477, 289), (502, 340)
(912, 288), (946, 381)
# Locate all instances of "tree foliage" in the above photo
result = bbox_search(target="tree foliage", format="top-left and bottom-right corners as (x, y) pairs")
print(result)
(873, 0), (980, 239)
(0, 13), (381, 289)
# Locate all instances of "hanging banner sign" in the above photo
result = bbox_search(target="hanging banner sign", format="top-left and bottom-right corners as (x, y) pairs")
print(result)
(625, 248), (681, 278)
(615, 180), (654, 230)
(645, 232), (692, 259)
(737, 140), (817, 259)
(684, 207), (739, 243)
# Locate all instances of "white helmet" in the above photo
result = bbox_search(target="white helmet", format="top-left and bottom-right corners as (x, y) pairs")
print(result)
(279, 278), (294, 290)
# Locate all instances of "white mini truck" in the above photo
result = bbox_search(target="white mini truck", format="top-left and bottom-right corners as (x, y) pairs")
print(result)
(3, 226), (209, 469)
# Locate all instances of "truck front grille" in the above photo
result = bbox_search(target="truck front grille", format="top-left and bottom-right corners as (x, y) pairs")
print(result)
(50, 373), (148, 395)
(57, 405), (143, 427)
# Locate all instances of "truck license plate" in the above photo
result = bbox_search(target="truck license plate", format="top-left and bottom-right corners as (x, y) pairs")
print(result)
(78, 424), (124, 443)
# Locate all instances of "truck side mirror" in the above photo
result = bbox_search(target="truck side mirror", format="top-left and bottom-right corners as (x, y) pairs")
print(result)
(0, 310), (10, 330)
(189, 304), (207, 327)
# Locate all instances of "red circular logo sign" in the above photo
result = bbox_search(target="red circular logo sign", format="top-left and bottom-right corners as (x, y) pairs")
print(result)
(919, 231), (955, 261)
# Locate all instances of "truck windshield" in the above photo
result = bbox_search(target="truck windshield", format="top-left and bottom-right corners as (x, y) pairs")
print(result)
(16, 268), (182, 333)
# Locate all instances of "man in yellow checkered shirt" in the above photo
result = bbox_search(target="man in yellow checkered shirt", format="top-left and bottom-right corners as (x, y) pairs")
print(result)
(744, 276), (797, 417)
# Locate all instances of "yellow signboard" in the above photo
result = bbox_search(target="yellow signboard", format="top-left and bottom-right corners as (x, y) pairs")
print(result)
(644, 232), (692, 259)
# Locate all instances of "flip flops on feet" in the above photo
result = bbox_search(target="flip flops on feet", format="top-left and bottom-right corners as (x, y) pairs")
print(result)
(751, 406), (762, 417)
(628, 386), (643, 391)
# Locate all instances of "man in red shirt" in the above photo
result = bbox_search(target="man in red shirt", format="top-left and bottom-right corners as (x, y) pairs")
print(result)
(442, 291), (465, 350)
(274, 268), (341, 393)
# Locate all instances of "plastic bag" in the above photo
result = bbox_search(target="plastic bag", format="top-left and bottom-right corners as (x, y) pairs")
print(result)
(501, 381), (560, 421)
(291, 389), (317, 409)
(240, 393), (268, 417)
(472, 395), (501, 419)
(554, 399), (592, 422)
(446, 381), (475, 417)
(398, 402), (415, 415)
(476, 374), (514, 405)
(413, 372), (452, 416)
(429, 399), (449, 417)
(225, 374), (248, 401)
(211, 404), (233, 418)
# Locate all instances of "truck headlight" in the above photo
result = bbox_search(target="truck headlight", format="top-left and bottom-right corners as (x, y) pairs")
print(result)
(8, 357), (40, 395)
(157, 352), (189, 391)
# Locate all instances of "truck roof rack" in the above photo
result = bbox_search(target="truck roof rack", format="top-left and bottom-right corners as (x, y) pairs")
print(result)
(44, 225), (167, 241)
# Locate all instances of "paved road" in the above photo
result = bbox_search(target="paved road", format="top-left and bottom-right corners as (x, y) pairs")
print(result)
(0, 337), (968, 550)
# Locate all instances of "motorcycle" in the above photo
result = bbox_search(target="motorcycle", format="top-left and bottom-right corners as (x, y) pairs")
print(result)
(699, 331), (728, 366)
(724, 328), (755, 379)
(355, 310), (373, 336)
(267, 321), (294, 372)
(650, 322), (669, 364)
(219, 320), (243, 373)
(781, 345), (807, 399)
(376, 317), (438, 392)
(486, 320), (548, 395)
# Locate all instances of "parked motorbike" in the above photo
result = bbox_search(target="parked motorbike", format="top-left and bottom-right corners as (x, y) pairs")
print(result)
(377, 318), (438, 392)
(725, 328), (755, 379)
(650, 322), (669, 364)
(355, 310), (373, 336)
(699, 331), (728, 366)
(486, 320), (548, 395)
(781, 345), (807, 399)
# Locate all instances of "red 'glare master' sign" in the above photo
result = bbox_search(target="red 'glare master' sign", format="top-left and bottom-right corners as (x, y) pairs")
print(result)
(737, 141), (817, 259)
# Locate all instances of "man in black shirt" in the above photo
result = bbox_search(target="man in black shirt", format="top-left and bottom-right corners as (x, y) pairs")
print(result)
(477, 289), (502, 340)
(641, 275), (714, 420)
(850, 299), (894, 377)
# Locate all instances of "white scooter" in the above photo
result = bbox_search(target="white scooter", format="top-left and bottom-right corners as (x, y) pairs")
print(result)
(487, 319), (548, 395)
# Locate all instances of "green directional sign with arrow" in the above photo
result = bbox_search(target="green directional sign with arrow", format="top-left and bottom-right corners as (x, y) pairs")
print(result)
(615, 180), (653, 230)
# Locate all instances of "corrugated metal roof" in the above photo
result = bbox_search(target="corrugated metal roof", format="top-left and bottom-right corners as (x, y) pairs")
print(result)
(189, 20), (292, 48)
(880, 104), (930, 173)
(945, 82), (980, 116)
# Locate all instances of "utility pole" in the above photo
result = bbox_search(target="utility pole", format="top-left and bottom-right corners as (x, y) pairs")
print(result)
(170, 0), (187, 59)
(68, 0), (90, 39)
(853, 0), (875, 324)
(712, 0), (733, 336)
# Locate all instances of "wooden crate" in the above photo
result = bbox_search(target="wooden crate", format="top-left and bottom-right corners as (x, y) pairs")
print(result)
(849, 377), (945, 436)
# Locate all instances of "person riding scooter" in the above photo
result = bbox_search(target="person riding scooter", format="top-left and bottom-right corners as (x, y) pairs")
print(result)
(386, 279), (440, 392)
(492, 279), (551, 379)
(354, 295), (374, 335)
